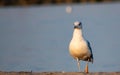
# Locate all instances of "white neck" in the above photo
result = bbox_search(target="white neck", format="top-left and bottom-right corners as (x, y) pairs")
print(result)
(72, 28), (84, 41)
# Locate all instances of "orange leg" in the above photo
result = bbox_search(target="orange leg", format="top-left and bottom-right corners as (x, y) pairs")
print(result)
(84, 61), (89, 73)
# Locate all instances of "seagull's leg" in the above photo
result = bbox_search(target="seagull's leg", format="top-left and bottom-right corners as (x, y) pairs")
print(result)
(84, 60), (89, 73)
(76, 58), (80, 72)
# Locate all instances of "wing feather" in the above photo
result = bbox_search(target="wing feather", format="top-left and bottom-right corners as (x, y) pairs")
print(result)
(87, 40), (93, 63)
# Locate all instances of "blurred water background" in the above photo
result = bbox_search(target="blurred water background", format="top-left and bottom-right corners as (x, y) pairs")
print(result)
(0, 1), (120, 72)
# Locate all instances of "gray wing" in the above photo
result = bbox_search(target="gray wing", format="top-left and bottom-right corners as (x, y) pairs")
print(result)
(87, 40), (94, 63)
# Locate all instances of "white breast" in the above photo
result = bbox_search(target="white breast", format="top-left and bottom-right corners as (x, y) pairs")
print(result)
(69, 29), (91, 60)
(69, 39), (90, 59)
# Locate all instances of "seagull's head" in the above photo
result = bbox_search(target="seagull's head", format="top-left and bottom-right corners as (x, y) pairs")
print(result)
(74, 21), (82, 29)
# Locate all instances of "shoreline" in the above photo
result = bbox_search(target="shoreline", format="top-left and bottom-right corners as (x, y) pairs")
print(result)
(0, 71), (120, 75)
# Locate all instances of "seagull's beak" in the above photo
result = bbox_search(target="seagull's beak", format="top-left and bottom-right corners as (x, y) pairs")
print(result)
(74, 25), (82, 29)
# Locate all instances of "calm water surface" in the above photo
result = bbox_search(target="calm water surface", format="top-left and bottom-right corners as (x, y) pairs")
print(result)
(0, 3), (120, 72)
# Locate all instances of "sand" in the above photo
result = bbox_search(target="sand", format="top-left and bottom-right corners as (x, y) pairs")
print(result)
(0, 71), (120, 75)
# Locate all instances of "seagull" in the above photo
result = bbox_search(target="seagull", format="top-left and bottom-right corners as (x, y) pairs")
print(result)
(69, 21), (93, 73)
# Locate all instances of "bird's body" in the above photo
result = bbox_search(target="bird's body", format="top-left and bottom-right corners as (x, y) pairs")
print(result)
(69, 21), (93, 73)
(69, 28), (93, 62)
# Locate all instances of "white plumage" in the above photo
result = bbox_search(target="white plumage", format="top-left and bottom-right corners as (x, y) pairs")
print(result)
(69, 21), (93, 73)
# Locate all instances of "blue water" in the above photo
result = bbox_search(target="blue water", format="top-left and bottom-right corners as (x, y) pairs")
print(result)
(0, 3), (120, 72)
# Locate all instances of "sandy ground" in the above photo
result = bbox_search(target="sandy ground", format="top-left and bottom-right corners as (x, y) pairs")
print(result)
(0, 71), (120, 75)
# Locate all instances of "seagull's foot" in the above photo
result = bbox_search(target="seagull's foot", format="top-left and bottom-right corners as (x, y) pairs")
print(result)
(84, 63), (89, 73)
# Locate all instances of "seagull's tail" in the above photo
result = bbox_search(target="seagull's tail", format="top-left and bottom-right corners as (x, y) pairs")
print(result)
(91, 58), (93, 64)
